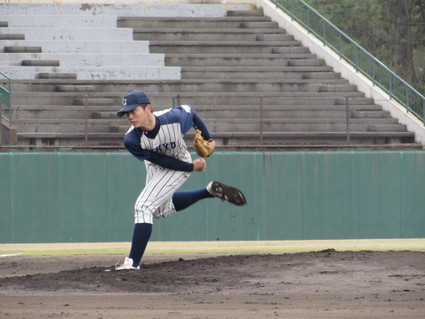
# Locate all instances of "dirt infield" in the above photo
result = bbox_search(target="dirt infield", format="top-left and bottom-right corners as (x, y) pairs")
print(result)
(1, 249), (425, 318)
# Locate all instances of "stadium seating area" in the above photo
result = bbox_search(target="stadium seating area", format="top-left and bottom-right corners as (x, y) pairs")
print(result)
(0, 2), (421, 150)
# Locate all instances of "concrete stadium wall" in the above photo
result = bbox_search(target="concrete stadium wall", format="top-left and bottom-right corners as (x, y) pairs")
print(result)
(1, 151), (424, 243)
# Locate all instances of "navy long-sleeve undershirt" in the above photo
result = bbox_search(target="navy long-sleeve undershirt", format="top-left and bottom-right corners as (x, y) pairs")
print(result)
(124, 106), (212, 172)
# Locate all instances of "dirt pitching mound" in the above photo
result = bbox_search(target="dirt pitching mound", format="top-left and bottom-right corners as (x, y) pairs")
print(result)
(1, 250), (424, 295)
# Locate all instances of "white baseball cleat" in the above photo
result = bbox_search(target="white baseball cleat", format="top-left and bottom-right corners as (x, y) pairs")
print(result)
(115, 257), (140, 270)
(207, 181), (247, 206)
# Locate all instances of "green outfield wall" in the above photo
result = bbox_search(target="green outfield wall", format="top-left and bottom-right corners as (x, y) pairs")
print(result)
(1, 151), (424, 243)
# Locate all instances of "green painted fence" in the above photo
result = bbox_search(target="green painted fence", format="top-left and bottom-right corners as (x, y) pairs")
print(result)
(1, 151), (424, 243)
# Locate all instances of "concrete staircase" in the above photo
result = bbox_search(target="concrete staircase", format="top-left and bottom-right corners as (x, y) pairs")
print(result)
(1, 6), (420, 150)
(0, 11), (180, 80)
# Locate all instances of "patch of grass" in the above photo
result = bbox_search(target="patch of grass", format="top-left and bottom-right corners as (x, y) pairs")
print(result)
(1, 239), (424, 256)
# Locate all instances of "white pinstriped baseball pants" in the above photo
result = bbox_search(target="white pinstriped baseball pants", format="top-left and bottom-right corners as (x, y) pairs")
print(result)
(134, 161), (192, 224)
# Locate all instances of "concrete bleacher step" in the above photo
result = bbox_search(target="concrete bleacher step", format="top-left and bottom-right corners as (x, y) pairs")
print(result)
(132, 28), (288, 42)
(75, 97), (116, 106)
(149, 40), (302, 54)
(227, 9), (264, 17)
(2, 53), (167, 67)
(335, 97), (374, 105)
(368, 124), (408, 132)
(1, 15), (118, 28)
(39, 73), (77, 80)
(15, 131), (416, 148)
(10, 90), (369, 107)
(165, 53), (317, 67)
(212, 132), (416, 147)
(1, 66), (180, 81)
(14, 103), (386, 121)
(2, 66), (181, 81)
(14, 105), (106, 119)
(0, 27), (134, 41)
(22, 60), (60, 67)
(351, 110), (390, 118)
(10, 78), (330, 92)
(1, 40), (150, 54)
(174, 105), (388, 120)
(55, 85), (97, 93)
(303, 72), (341, 79)
(256, 34), (294, 41)
(0, 34), (25, 40)
(108, 118), (403, 134)
(13, 119), (128, 133)
(181, 66), (339, 80)
(241, 21), (279, 28)
(271, 47), (310, 54)
(208, 131), (415, 145)
(117, 16), (273, 29)
(4, 46), (41, 53)
(207, 118), (404, 133)
(23, 79), (352, 94)
(287, 59), (322, 66)
(319, 84), (358, 92)
(15, 132), (125, 147)
(0, 2), (251, 17)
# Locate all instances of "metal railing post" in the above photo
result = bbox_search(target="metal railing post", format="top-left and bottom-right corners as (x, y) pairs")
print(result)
(423, 99), (425, 123)
(405, 86), (409, 112)
(260, 96), (264, 146)
(84, 94), (88, 147)
(8, 77), (11, 124)
(345, 97), (350, 145)
(172, 94), (181, 108)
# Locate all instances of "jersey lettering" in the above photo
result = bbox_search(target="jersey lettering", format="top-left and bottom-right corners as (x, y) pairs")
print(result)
(154, 142), (177, 153)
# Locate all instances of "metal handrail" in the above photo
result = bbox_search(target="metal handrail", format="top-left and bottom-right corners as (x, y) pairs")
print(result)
(0, 71), (12, 125)
(271, 0), (425, 123)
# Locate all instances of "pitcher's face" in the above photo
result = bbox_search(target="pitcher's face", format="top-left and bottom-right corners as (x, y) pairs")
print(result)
(126, 105), (152, 129)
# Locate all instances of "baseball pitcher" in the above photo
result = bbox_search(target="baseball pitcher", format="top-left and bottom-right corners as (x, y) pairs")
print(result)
(115, 90), (247, 270)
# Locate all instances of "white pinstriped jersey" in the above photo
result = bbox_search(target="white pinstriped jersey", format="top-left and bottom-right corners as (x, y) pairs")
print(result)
(124, 105), (196, 223)
(124, 104), (194, 164)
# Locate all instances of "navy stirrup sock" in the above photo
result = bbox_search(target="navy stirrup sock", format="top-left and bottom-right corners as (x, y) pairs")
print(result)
(128, 189), (212, 267)
(172, 188), (213, 211)
(129, 223), (152, 267)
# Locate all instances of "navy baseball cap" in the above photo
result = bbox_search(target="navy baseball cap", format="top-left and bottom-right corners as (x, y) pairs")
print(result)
(117, 90), (151, 117)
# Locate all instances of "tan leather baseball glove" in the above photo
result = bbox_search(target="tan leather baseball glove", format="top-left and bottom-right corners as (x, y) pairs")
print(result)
(194, 129), (215, 158)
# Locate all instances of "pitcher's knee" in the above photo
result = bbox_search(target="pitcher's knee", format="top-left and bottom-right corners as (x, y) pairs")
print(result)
(134, 209), (153, 224)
